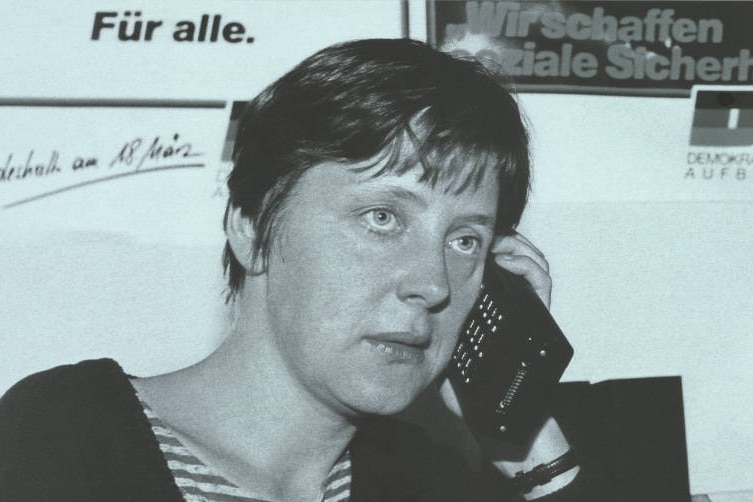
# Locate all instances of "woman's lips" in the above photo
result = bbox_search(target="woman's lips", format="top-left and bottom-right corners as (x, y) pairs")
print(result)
(365, 333), (428, 363)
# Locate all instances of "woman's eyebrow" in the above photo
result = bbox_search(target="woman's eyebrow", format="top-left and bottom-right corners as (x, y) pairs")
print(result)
(457, 214), (495, 229)
(354, 184), (429, 209)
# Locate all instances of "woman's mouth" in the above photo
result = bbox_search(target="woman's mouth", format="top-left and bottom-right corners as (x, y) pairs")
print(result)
(365, 336), (427, 363)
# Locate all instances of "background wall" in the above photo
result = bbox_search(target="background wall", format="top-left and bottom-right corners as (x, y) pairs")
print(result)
(1, 0), (751, 495)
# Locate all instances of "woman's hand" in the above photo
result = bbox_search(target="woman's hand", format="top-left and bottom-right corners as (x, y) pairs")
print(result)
(437, 233), (577, 498)
(439, 231), (553, 417)
(489, 232), (552, 308)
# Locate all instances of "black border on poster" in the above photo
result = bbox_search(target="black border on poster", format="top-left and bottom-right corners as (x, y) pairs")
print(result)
(425, 0), (753, 98)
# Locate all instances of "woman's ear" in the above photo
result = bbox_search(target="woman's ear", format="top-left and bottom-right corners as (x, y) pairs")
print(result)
(226, 206), (264, 274)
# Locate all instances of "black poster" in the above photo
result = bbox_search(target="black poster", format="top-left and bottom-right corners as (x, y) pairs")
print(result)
(429, 1), (753, 96)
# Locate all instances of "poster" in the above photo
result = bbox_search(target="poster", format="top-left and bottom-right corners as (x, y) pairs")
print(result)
(0, 1), (404, 386)
(423, 1), (753, 204)
(429, 1), (753, 96)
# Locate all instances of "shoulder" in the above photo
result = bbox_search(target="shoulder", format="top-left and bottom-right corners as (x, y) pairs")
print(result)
(0, 358), (141, 447)
(0, 358), (131, 418)
(351, 418), (515, 502)
(353, 417), (464, 465)
(0, 359), (151, 498)
(2, 358), (129, 393)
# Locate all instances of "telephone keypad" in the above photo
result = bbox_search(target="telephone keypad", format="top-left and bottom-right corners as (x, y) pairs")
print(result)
(452, 287), (504, 384)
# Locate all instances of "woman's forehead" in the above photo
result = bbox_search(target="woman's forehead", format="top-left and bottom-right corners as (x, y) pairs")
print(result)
(347, 132), (502, 196)
(293, 160), (499, 219)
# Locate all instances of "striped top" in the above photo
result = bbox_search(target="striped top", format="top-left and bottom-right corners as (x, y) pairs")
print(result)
(139, 399), (351, 502)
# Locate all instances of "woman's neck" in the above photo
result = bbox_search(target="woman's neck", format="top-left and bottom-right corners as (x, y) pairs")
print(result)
(133, 323), (358, 502)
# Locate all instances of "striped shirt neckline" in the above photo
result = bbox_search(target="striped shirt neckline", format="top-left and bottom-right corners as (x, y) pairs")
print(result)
(138, 396), (351, 502)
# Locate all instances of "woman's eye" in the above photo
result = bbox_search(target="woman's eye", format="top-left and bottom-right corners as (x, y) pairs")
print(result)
(447, 235), (480, 255)
(363, 208), (400, 233)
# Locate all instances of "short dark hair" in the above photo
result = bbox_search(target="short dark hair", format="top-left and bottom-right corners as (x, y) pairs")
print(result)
(223, 38), (530, 300)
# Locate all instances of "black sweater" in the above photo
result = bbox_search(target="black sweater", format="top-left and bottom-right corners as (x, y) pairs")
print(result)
(0, 359), (592, 501)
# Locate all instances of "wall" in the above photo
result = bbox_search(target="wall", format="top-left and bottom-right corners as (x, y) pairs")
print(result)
(0, 0), (404, 378)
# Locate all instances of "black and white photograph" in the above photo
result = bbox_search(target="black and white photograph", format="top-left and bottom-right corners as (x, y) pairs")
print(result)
(1, 1), (751, 501)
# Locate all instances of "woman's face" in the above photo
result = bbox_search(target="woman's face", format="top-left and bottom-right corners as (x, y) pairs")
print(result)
(258, 160), (499, 417)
